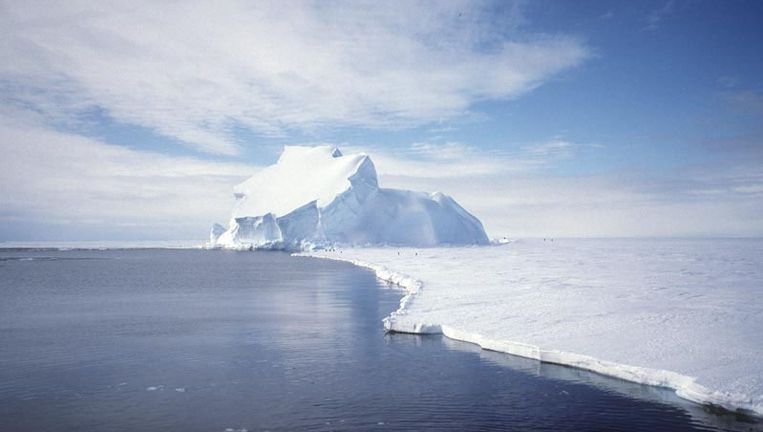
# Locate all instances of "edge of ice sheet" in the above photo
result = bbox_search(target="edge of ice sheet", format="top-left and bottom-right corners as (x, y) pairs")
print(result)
(295, 251), (762, 417)
(292, 254), (435, 333)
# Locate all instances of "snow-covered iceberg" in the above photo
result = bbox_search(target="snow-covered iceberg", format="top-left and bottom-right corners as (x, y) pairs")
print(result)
(210, 145), (489, 249)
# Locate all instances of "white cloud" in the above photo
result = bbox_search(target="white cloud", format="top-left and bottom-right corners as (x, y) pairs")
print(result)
(732, 184), (763, 195)
(346, 138), (582, 179)
(0, 116), (258, 240)
(0, 0), (589, 155)
(1, 121), (761, 239)
(521, 138), (576, 158)
(387, 171), (763, 238)
(408, 141), (476, 161)
(340, 141), (763, 238)
(2, 2), (759, 240)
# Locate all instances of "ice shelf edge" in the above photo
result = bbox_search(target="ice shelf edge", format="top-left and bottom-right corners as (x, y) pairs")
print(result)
(295, 251), (762, 418)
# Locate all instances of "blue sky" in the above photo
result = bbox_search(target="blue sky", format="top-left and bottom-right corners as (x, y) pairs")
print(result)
(1, 0), (762, 240)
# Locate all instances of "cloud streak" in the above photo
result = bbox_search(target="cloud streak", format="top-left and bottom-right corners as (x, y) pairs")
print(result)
(347, 139), (582, 179)
(1, 119), (761, 240)
(353, 141), (763, 237)
(645, 0), (676, 31)
(0, 0), (589, 155)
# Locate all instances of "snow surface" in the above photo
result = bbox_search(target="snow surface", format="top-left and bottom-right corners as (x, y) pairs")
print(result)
(300, 238), (763, 416)
(233, 145), (371, 218)
(211, 145), (488, 249)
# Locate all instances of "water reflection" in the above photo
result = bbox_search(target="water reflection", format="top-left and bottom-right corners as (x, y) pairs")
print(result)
(435, 334), (760, 431)
(0, 249), (759, 432)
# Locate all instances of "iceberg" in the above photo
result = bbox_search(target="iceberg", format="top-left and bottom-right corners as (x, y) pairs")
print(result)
(210, 145), (489, 249)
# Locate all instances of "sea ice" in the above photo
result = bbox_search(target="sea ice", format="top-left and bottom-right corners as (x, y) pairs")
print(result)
(300, 238), (763, 416)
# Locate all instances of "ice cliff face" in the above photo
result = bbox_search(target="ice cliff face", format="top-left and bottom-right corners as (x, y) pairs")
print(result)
(210, 145), (489, 250)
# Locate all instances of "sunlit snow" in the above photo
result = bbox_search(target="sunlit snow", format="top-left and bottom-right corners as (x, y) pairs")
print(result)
(301, 238), (763, 416)
(211, 146), (488, 249)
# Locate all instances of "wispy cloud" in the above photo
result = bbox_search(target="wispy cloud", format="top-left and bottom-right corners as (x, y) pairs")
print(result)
(717, 75), (739, 89)
(724, 90), (763, 118)
(0, 111), (258, 240)
(392, 166), (763, 238)
(645, 0), (675, 31)
(0, 0), (589, 155)
(521, 138), (577, 158)
(349, 138), (583, 180)
(338, 140), (763, 237)
(1, 119), (761, 239)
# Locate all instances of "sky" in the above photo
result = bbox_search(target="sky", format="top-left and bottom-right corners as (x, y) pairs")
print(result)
(1, 0), (762, 241)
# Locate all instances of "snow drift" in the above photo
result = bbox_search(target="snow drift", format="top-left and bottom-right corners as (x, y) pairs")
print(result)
(210, 145), (489, 249)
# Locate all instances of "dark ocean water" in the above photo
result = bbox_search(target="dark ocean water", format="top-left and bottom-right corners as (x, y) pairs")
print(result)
(0, 249), (758, 431)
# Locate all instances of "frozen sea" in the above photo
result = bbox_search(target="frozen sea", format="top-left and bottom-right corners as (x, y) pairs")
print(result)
(304, 238), (763, 419)
(0, 248), (760, 431)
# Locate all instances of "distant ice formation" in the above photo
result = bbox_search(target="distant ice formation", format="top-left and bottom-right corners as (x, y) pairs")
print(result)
(210, 145), (488, 249)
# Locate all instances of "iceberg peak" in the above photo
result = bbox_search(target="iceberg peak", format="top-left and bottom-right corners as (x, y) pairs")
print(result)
(211, 146), (489, 249)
